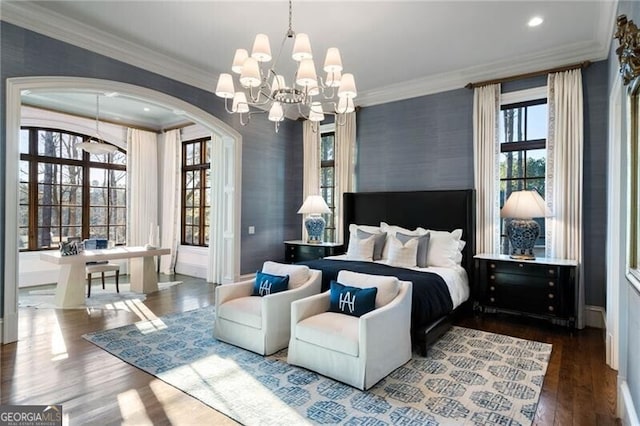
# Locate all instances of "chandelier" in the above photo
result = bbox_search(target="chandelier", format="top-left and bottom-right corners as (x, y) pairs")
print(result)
(214, 0), (357, 131)
(75, 94), (118, 155)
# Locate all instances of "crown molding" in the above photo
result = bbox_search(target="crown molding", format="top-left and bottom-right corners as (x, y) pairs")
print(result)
(1, 2), (215, 93)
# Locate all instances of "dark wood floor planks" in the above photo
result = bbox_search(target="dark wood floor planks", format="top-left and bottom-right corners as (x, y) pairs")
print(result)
(2, 275), (619, 425)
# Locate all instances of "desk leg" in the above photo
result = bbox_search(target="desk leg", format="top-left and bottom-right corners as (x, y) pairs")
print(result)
(130, 256), (158, 293)
(54, 263), (87, 308)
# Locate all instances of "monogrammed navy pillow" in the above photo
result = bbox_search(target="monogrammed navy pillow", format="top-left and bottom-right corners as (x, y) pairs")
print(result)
(252, 271), (289, 296)
(328, 280), (377, 317)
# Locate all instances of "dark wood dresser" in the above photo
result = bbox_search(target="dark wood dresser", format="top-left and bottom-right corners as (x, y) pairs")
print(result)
(284, 240), (344, 263)
(474, 253), (578, 327)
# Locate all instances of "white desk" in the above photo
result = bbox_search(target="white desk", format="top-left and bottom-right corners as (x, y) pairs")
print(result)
(40, 246), (171, 308)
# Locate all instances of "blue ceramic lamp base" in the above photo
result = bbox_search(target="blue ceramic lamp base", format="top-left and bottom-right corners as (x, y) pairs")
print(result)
(506, 219), (540, 260)
(304, 215), (326, 244)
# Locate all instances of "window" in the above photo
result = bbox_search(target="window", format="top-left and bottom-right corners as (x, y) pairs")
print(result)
(19, 127), (126, 250)
(181, 137), (211, 246)
(499, 99), (547, 254)
(320, 129), (336, 242)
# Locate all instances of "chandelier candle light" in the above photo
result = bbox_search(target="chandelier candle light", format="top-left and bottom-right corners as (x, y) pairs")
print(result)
(215, 0), (357, 132)
(500, 190), (548, 260)
(75, 94), (118, 155)
(298, 195), (331, 243)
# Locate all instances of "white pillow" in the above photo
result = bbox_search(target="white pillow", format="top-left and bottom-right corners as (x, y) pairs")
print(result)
(386, 234), (419, 268)
(421, 228), (464, 267)
(261, 261), (310, 289)
(337, 270), (400, 308)
(346, 234), (375, 261)
(380, 222), (428, 259)
(349, 223), (381, 234)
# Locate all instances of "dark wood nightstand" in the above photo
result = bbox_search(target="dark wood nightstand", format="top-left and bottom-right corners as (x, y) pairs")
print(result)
(474, 253), (578, 327)
(284, 240), (344, 263)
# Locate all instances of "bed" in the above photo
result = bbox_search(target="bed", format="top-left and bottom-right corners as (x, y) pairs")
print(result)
(298, 189), (475, 355)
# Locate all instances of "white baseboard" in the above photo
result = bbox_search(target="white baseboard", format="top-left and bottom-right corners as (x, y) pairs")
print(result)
(585, 304), (606, 329)
(620, 379), (640, 426)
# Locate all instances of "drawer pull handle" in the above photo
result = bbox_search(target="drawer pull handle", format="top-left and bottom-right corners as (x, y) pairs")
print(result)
(548, 294), (554, 299)
(549, 269), (555, 275)
(548, 306), (554, 312)
(490, 275), (495, 280)
(549, 281), (555, 287)
(489, 263), (496, 269)
(490, 286), (495, 291)
(490, 297), (495, 302)
(518, 263), (524, 268)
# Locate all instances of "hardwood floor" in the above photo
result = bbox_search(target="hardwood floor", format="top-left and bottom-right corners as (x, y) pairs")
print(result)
(2, 275), (619, 425)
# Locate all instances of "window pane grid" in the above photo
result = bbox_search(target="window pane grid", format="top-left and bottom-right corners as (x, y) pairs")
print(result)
(320, 132), (336, 242)
(182, 138), (211, 247)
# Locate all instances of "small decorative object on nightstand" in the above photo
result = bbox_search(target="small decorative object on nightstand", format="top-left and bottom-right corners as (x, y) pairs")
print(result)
(500, 190), (548, 260)
(284, 240), (344, 263)
(297, 195), (331, 243)
(474, 253), (577, 327)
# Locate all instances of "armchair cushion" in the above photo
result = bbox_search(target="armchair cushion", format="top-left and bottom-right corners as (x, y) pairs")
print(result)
(336, 270), (400, 308)
(252, 271), (289, 296)
(262, 261), (310, 289)
(328, 280), (377, 317)
(295, 312), (359, 356)
(217, 296), (262, 329)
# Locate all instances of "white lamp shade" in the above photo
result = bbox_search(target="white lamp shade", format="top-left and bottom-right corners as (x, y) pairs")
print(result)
(500, 190), (548, 219)
(336, 97), (355, 114)
(323, 47), (343, 73)
(215, 73), (235, 99)
(232, 92), (249, 113)
(297, 195), (331, 214)
(231, 49), (249, 74)
(296, 59), (317, 87)
(268, 102), (285, 122)
(337, 73), (357, 98)
(251, 33), (272, 62)
(76, 140), (118, 155)
(325, 70), (342, 88)
(292, 33), (313, 61)
(309, 102), (325, 122)
(239, 57), (261, 88)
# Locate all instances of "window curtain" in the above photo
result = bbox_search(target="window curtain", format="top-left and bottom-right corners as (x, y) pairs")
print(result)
(334, 112), (357, 244)
(159, 129), (181, 274)
(473, 84), (501, 254)
(301, 120), (321, 241)
(546, 69), (585, 328)
(126, 128), (158, 247)
(208, 134), (225, 284)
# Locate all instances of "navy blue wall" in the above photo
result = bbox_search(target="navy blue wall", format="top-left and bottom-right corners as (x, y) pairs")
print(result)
(0, 21), (303, 316)
(356, 61), (609, 307)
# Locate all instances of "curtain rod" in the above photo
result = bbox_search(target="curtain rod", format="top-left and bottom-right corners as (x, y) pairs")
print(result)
(465, 60), (591, 89)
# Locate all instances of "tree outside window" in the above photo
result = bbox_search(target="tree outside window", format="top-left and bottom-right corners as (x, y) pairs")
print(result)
(499, 100), (547, 255)
(320, 130), (336, 242)
(19, 127), (126, 250)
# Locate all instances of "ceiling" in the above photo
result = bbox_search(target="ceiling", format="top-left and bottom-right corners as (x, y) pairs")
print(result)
(3, 1), (617, 130)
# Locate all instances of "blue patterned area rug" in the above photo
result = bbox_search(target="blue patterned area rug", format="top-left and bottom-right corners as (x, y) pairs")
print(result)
(83, 306), (552, 425)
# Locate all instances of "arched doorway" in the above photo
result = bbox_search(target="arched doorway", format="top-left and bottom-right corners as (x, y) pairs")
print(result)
(3, 77), (242, 343)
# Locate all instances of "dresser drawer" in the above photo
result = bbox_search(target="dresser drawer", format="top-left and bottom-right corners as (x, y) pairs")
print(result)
(487, 260), (559, 278)
(490, 272), (558, 290)
(484, 283), (559, 316)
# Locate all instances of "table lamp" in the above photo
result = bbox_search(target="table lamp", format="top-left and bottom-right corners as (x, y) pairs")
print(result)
(297, 195), (331, 243)
(500, 190), (547, 260)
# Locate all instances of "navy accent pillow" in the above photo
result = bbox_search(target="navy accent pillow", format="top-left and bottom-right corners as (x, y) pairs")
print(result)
(328, 280), (378, 317)
(252, 271), (289, 296)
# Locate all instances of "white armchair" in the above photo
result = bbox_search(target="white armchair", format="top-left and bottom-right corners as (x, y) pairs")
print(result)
(214, 261), (322, 355)
(287, 270), (413, 390)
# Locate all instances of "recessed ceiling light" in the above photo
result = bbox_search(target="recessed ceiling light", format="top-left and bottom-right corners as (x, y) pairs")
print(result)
(104, 91), (119, 97)
(528, 16), (543, 27)
(143, 107), (151, 112)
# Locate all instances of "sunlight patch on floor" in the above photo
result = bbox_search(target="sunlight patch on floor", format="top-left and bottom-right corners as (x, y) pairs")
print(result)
(50, 315), (68, 361)
(127, 299), (166, 333)
(117, 389), (153, 426)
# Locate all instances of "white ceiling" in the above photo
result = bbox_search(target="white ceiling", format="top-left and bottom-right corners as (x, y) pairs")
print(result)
(3, 1), (617, 129)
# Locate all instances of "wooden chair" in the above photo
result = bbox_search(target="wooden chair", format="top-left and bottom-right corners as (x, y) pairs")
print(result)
(86, 262), (120, 297)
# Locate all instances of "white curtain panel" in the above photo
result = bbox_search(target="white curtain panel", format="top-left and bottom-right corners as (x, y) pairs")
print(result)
(160, 129), (181, 274)
(335, 112), (357, 244)
(126, 128), (158, 247)
(546, 69), (585, 328)
(208, 134), (225, 284)
(473, 84), (501, 254)
(301, 120), (321, 241)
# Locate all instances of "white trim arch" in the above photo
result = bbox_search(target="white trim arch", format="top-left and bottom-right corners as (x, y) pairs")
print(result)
(3, 77), (242, 343)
